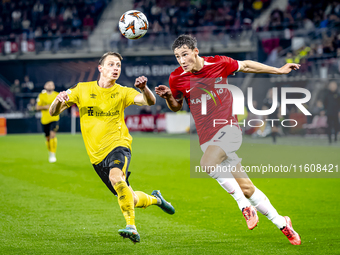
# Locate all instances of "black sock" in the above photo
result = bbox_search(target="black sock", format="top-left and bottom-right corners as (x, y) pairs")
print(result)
(272, 132), (277, 143)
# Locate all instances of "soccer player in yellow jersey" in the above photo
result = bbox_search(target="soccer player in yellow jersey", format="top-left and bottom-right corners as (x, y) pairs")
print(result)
(36, 81), (59, 163)
(49, 52), (175, 243)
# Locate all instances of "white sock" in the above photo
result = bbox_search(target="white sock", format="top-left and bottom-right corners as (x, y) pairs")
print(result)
(208, 162), (250, 211)
(126, 224), (137, 230)
(216, 177), (251, 211)
(248, 187), (286, 229)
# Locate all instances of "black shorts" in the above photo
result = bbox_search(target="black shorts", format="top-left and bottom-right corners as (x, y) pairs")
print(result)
(92, 146), (132, 196)
(43, 121), (59, 137)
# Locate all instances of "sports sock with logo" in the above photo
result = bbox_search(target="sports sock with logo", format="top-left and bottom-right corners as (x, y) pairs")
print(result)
(114, 181), (135, 226)
(134, 191), (158, 208)
(247, 187), (286, 228)
(208, 164), (251, 211)
(216, 177), (252, 211)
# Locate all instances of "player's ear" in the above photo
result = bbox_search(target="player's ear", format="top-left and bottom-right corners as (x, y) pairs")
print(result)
(194, 48), (199, 56)
(98, 65), (103, 73)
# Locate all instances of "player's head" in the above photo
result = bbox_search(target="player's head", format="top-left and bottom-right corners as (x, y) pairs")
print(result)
(98, 52), (123, 81)
(328, 81), (338, 92)
(172, 34), (197, 51)
(44, 81), (55, 92)
(172, 34), (199, 72)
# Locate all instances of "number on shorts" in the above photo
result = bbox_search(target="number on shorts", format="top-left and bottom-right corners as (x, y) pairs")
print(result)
(218, 131), (226, 139)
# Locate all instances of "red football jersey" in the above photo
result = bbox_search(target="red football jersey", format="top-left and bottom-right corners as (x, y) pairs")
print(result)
(169, 55), (240, 145)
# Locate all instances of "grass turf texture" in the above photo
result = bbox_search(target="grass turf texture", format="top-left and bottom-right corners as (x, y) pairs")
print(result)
(0, 133), (339, 254)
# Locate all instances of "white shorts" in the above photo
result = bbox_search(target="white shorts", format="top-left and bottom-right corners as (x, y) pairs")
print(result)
(200, 125), (242, 167)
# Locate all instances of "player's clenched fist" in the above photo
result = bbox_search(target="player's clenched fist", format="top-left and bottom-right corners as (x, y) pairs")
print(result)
(278, 63), (301, 74)
(56, 91), (69, 103)
(134, 76), (148, 90)
(155, 85), (172, 99)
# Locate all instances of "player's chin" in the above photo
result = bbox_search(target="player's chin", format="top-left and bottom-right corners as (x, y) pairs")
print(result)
(110, 76), (119, 80)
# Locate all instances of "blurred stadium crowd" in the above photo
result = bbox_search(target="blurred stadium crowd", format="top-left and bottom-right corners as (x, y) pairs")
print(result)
(262, 0), (340, 31)
(134, 0), (340, 33)
(134, 0), (271, 35)
(0, 0), (109, 53)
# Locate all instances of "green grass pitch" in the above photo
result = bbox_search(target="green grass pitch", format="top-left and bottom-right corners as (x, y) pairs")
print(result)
(0, 133), (340, 254)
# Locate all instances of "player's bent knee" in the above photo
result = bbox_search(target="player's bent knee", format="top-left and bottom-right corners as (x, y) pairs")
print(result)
(133, 195), (138, 206)
(200, 158), (216, 174)
(109, 168), (125, 185)
(131, 191), (138, 206)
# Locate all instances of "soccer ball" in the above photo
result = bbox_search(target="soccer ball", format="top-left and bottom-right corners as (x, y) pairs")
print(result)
(118, 10), (149, 40)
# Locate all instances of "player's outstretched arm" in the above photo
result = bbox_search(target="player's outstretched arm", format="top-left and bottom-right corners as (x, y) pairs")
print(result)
(134, 76), (156, 106)
(238, 60), (300, 75)
(155, 85), (183, 112)
(49, 91), (72, 116)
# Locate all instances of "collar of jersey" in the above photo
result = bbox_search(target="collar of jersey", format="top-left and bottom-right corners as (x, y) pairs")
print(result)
(180, 61), (215, 75)
(96, 81), (119, 91)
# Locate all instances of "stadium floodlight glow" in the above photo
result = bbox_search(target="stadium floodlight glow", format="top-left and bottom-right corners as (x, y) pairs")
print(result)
(201, 84), (312, 116)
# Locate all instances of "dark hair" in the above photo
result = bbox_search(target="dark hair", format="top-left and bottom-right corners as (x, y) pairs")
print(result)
(99, 52), (123, 65)
(171, 34), (197, 51)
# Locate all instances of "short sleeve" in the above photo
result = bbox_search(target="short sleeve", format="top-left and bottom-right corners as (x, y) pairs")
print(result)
(169, 74), (183, 101)
(36, 93), (43, 106)
(124, 87), (140, 108)
(65, 84), (80, 107)
(220, 56), (239, 76)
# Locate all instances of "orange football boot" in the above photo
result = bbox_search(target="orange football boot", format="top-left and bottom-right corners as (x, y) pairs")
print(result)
(281, 216), (301, 245)
(242, 206), (259, 230)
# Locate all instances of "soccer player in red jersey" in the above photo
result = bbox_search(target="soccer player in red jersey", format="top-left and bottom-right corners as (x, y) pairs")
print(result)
(155, 35), (301, 245)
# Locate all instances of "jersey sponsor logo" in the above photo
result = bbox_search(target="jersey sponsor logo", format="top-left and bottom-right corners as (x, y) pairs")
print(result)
(198, 87), (221, 106)
(215, 77), (222, 83)
(111, 92), (119, 98)
(88, 106), (94, 116)
(114, 159), (121, 164)
(190, 79), (224, 107)
(185, 87), (194, 93)
(189, 80), (224, 107)
(87, 107), (119, 117)
(95, 110), (120, 117)
(190, 88), (224, 105)
(90, 93), (97, 99)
